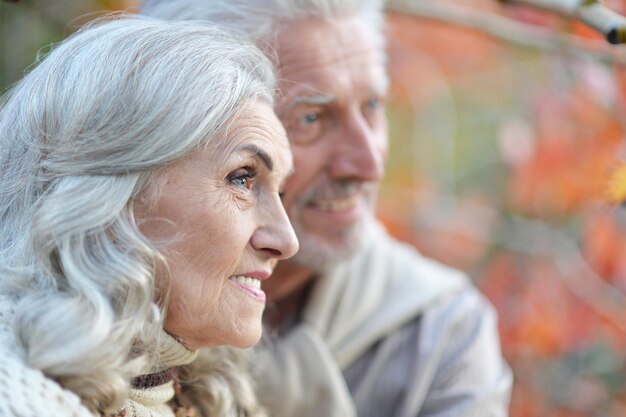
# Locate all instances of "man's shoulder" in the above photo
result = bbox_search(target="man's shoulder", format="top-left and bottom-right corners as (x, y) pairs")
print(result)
(359, 220), (470, 295)
(356, 220), (499, 342)
(419, 282), (498, 332)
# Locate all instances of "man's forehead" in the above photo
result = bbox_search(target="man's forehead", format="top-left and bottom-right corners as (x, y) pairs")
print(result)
(278, 39), (383, 69)
(276, 65), (388, 105)
(276, 15), (384, 67)
(276, 30), (386, 101)
(273, 15), (387, 107)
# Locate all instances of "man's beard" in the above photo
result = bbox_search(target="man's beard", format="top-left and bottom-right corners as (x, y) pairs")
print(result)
(287, 179), (378, 271)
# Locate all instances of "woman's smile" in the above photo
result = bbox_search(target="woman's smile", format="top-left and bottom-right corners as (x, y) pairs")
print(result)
(228, 275), (266, 301)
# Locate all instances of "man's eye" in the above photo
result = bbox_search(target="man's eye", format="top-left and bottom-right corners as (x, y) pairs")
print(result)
(302, 112), (319, 124)
(366, 96), (381, 109)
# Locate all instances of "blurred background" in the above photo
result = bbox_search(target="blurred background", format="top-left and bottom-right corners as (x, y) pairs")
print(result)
(1, 0), (625, 416)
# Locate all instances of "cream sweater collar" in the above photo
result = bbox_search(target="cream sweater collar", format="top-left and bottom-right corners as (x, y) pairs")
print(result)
(124, 330), (198, 417)
(154, 330), (198, 372)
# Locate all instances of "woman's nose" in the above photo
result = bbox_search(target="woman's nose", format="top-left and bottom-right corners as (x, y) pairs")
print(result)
(251, 199), (299, 260)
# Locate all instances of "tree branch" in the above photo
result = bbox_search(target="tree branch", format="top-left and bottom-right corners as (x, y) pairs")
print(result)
(386, 0), (626, 64)
(498, 0), (626, 44)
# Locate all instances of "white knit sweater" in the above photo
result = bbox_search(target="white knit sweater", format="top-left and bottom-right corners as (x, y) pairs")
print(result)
(0, 293), (197, 417)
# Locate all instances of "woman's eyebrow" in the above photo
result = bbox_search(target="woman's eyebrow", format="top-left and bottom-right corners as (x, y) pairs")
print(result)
(237, 144), (274, 170)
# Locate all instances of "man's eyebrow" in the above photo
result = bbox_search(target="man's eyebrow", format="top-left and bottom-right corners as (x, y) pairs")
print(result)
(292, 93), (335, 106)
(237, 144), (273, 170)
(370, 86), (386, 96)
(372, 77), (390, 94)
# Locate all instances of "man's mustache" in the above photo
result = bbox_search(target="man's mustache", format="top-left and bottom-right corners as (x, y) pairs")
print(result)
(301, 180), (375, 202)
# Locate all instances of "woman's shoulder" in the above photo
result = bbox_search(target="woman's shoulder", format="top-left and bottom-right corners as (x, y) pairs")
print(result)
(0, 293), (94, 417)
(0, 291), (22, 360)
(0, 354), (95, 417)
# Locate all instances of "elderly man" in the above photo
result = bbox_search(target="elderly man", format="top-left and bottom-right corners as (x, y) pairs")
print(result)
(142, 1), (513, 416)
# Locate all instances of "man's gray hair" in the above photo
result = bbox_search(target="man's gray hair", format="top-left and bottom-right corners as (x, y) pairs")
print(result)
(141, 0), (386, 51)
(0, 15), (274, 414)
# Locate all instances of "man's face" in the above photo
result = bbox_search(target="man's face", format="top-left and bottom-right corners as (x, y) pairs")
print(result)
(275, 15), (388, 269)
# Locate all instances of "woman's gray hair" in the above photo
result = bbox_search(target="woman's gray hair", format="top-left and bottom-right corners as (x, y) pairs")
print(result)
(0, 15), (274, 415)
(141, 0), (386, 53)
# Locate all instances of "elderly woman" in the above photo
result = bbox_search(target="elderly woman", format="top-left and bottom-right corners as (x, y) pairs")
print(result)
(0, 16), (298, 417)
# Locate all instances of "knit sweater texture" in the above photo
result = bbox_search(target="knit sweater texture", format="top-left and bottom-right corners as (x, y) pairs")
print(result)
(0, 292), (198, 417)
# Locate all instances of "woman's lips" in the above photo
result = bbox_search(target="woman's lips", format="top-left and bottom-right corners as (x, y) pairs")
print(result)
(228, 275), (267, 301)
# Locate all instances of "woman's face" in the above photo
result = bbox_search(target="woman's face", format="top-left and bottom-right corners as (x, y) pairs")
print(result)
(136, 101), (298, 349)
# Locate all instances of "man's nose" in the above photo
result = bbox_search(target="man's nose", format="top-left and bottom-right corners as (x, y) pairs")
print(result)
(329, 110), (386, 182)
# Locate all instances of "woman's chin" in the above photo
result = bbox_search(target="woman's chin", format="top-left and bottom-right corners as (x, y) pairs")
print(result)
(186, 321), (263, 350)
(228, 323), (263, 349)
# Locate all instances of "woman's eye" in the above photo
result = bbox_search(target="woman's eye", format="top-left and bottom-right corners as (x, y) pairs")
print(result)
(228, 169), (255, 190)
(232, 177), (249, 188)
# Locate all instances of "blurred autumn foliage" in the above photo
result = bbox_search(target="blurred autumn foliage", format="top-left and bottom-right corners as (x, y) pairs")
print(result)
(1, 0), (626, 416)
(380, 1), (626, 416)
